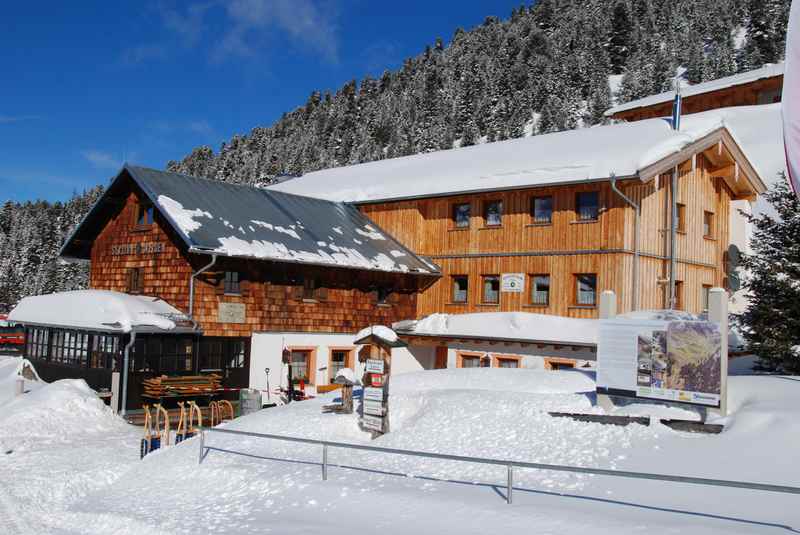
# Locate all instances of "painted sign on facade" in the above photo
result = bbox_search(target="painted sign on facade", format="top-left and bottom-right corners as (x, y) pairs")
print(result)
(597, 318), (722, 407)
(110, 242), (165, 256)
(501, 273), (525, 293)
(218, 302), (246, 324)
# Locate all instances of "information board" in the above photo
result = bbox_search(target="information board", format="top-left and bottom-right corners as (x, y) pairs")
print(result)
(218, 302), (246, 324)
(501, 273), (525, 293)
(597, 318), (722, 407)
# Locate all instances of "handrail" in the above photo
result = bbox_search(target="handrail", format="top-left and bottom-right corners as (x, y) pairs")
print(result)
(199, 427), (800, 504)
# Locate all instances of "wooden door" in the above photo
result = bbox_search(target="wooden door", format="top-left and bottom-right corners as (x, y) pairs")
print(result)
(435, 346), (448, 369)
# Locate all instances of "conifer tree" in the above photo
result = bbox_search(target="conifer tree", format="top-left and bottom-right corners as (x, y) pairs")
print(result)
(737, 179), (800, 373)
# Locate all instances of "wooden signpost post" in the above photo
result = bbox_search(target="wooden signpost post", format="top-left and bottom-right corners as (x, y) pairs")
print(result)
(354, 327), (406, 438)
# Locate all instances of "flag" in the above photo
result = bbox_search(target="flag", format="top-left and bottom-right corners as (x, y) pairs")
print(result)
(784, 0), (800, 197)
(672, 74), (682, 131)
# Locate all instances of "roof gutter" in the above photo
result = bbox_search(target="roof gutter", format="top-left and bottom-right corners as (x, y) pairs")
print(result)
(610, 174), (640, 311)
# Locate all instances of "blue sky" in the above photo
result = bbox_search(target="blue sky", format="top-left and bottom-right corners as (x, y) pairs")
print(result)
(0, 0), (528, 203)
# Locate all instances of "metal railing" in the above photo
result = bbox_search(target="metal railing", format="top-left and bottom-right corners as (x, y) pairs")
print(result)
(198, 427), (800, 505)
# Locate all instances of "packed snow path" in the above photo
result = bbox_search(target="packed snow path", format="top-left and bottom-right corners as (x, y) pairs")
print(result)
(2, 367), (800, 534)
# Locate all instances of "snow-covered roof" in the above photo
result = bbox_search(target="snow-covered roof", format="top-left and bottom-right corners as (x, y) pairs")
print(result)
(393, 312), (598, 347)
(8, 290), (195, 333)
(61, 165), (439, 277)
(605, 63), (784, 116)
(354, 325), (400, 345)
(269, 107), (766, 203)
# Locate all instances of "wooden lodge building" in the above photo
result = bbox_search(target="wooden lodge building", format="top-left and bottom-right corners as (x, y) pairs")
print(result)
(9, 103), (769, 410)
(605, 62), (783, 122)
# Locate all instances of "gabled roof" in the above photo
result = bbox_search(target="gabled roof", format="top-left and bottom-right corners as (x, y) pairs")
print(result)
(269, 107), (767, 203)
(61, 165), (439, 276)
(605, 63), (784, 117)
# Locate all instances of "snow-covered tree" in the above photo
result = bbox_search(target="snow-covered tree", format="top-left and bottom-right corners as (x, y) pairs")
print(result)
(737, 179), (800, 373)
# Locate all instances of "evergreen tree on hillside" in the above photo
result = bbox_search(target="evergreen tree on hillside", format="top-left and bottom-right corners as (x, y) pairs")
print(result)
(737, 179), (800, 373)
(609, 2), (632, 74)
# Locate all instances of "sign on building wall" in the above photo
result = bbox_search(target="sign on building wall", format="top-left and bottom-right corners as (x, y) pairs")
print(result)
(110, 242), (165, 256)
(501, 273), (525, 293)
(218, 302), (246, 324)
(596, 318), (722, 407)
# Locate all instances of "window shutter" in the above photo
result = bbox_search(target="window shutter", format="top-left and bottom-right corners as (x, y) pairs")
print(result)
(387, 291), (400, 305)
(315, 286), (328, 301)
(292, 285), (304, 301)
(127, 269), (134, 293)
(240, 279), (251, 297)
(215, 277), (225, 296)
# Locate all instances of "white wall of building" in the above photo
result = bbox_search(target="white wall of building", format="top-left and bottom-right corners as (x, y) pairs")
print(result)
(249, 331), (435, 394)
(728, 199), (753, 315)
(442, 340), (595, 370)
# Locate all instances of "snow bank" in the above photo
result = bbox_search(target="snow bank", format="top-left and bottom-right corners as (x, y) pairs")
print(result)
(8, 289), (191, 332)
(396, 312), (597, 346)
(0, 356), (42, 406)
(8, 367), (800, 533)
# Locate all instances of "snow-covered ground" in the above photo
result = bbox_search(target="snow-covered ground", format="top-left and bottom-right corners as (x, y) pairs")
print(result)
(2, 359), (799, 534)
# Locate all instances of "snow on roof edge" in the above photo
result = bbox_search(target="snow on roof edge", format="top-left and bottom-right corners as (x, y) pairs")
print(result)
(605, 62), (784, 116)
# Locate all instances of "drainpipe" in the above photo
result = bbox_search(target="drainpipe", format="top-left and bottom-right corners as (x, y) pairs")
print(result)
(669, 166), (678, 309)
(120, 330), (136, 417)
(610, 174), (640, 311)
(189, 254), (217, 323)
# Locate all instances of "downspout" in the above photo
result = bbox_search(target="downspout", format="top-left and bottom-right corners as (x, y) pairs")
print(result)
(610, 174), (640, 311)
(189, 254), (217, 324)
(670, 166), (678, 309)
(120, 330), (136, 417)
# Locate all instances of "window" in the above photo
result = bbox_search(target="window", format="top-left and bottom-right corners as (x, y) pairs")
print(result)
(575, 274), (597, 306)
(701, 285), (712, 312)
(458, 353), (482, 368)
(452, 275), (468, 303)
(703, 211), (714, 238)
(91, 334), (121, 370)
(531, 196), (553, 224)
(530, 274), (550, 306)
(199, 337), (247, 371)
(303, 277), (317, 300)
(376, 287), (391, 305)
(289, 349), (312, 383)
(452, 203), (471, 228)
(329, 349), (351, 381)
(26, 327), (49, 359)
(496, 357), (520, 369)
(674, 281), (684, 310)
(483, 200), (503, 227)
(676, 203), (686, 232)
(132, 335), (194, 374)
(128, 267), (143, 294)
(482, 275), (500, 304)
(224, 271), (241, 295)
(575, 191), (599, 221)
(136, 202), (154, 227)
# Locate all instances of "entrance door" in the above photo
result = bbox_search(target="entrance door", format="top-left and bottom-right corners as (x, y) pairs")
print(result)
(435, 346), (448, 369)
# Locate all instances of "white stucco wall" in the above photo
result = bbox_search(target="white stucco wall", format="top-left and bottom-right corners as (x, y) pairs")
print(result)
(442, 340), (595, 370)
(249, 332), (435, 394)
(728, 199), (753, 315)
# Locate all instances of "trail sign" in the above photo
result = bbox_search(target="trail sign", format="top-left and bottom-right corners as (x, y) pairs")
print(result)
(365, 359), (385, 374)
(361, 414), (384, 432)
(363, 399), (385, 417)
(363, 387), (384, 402)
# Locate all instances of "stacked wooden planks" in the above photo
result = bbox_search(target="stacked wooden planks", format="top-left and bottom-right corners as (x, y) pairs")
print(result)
(143, 374), (222, 398)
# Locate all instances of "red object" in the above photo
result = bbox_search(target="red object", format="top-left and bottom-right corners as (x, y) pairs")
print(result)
(299, 379), (305, 392)
(371, 374), (384, 387)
